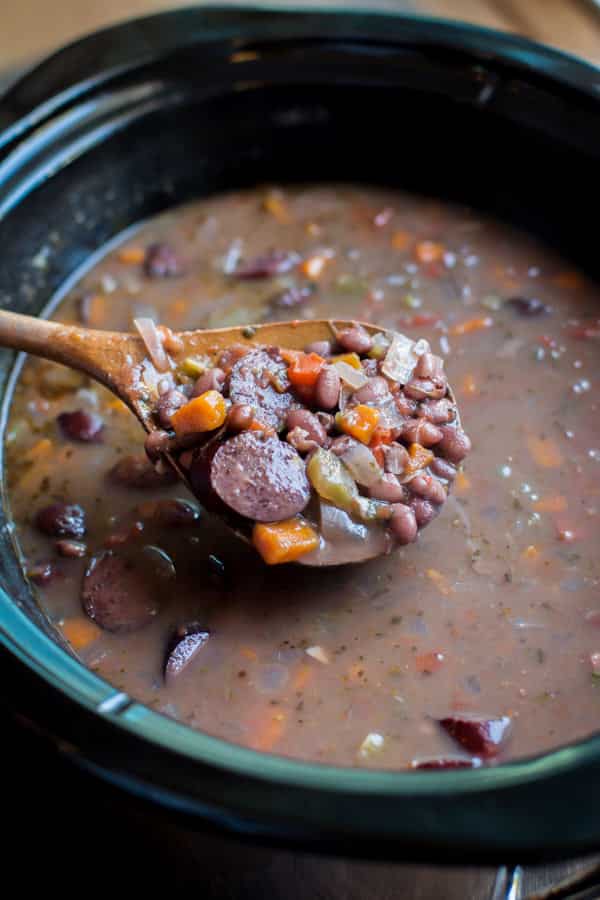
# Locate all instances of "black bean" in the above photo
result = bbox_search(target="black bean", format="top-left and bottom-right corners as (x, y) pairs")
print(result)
(506, 296), (551, 317)
(337, 325), (372, 355)
(395, 394), (418, 417)
(418, 398), (456, 425)
(352, 376), (390, 405)
(58, 410), (104, 443)
(139, 498), (201, 527)
(430, 457), (457, 482)
(413, 352), (444, 380)
(143, 243), (185, 278)
(35, 503), (86, 539)
(409, 473), (446, 505)
(410, 497), (440, 528)
(191, 368), (226, 397)
(144, 429), (172, 462)
(227, 403), (255, 432)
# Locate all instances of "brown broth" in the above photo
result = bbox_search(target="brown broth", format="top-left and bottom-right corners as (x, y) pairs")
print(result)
(6, 184), (600, 768)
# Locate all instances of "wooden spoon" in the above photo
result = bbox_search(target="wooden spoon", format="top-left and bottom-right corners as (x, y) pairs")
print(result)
(0, 311), (404, 565)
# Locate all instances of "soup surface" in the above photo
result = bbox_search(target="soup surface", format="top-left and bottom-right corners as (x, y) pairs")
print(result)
(6, 185), (600, 768)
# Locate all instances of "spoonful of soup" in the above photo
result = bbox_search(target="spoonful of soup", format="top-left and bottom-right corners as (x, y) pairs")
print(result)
(0, 311), (470, 566)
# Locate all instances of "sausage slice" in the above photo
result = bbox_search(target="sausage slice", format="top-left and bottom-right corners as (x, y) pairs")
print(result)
(210, 431), (310, 522)
(228, 348), (295, 428)
(81, 549), (160, 632)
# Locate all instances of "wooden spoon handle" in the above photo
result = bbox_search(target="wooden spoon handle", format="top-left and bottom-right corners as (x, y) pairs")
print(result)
(0, 309), (143, 393)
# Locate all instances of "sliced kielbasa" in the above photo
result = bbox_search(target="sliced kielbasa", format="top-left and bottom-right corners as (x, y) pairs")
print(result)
(228, 348), (295, 428)
(81, 549), (160, 632)
(210, 431), (310, 522)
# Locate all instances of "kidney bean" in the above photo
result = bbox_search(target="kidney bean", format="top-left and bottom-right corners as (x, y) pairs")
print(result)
(410, 497), (440, 528)
(352, 376), (390, 405)
(143, 242), (185, 278)
(286, 409), (327, 446)
(395, 394), (418, 417)
(368, 473), (406, 503)
(418, 397), (456, 424)
(217, 344), (250, 372)
(139, 498), (201, 527)
(401, 419), (443, 447)
(315, 411), (334, 433)
(144, 429), (172, 462)
(27, 560), (62, 586)
(389, 504), (418, 544)
(192, 367), (226, 397)
(337, 325), (373, 355)
(329, 435), (359, 456)
(155, 389), (187, 428)
(271, 284), (315, 309)
(58, 410), (104, 442)
(404, 377), (447, 401)
(109, 454), (177, 489)
(382, 443), (409, 475)
(35, 503), (86, 539)
(55, 539), (87, 558)
(227, 403), (255, 432)
(286, 427), (320, 455)
(304, 340), (333, 357)
(413, 352), (445, 380)
(437, 425), (472, 464)
(430, 457), (457, 482)
(409, 473), (447, 505)
(314, 365), (341, 410)
(235, 250), (299, 279)
(506, 296), (551, 317)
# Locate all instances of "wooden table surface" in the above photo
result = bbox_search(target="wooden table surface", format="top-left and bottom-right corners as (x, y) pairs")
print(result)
(1, 2), (599, 898)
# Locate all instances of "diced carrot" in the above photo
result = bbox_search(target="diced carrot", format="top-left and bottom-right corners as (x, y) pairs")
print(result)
(171, 390), (227, 437)
(23, 438), (52, 463)
(415, 650), (445, 673)
(414, 240), (445, 264)
(336, 404), (380, 444)
(462, 373), (478, 396)
(287, 351), (326, 388)
(553, 270), (584, 290)
(522, 545), (539, 560)
(240, 646), (258, 662)
(426, 568), (453, 596)
(249, 710), (287, 752)
(291, 664), (314, 692)
(81, 294), (106, 328)
(117, 246), (145, 265)
(331, 352), (361, 370)
(262, 190), (291, 224)
(107, 398), (129, 414)
(450, 316), (493, 336)
(398, 313), (442, 328)
(248, 419), (277, 437)
(533, 495), (567, 513)
(391, 230), (411, 251)
(370, 426), (394, 448)
(527, 434), (563, 468)
(279, 347), (302, 365)
(300, 253), (332, 280)
(168, 298), (190, 321)
(404, 442), (434, 476)
(454, 470), (471, 494)
(62, 617), (102, 651)
(253, 519), (319, 565)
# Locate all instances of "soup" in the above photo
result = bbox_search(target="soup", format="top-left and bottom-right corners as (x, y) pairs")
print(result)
(6, 185), (600, 768)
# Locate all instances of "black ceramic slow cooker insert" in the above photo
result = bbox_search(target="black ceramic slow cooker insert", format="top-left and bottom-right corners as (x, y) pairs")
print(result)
(0, 6), (599, 863)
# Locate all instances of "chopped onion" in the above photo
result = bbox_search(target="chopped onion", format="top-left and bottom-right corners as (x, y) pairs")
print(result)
(382, 331), (429, 384)
(333, 360), (368, 389)
(368, 331), (392, 360)
(341, 443), (382, 487)
(134, 317), (170, 372)
(320, 502), (370, 542)
(358, 732), (385, 758)
(306, 645), (330, 664)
